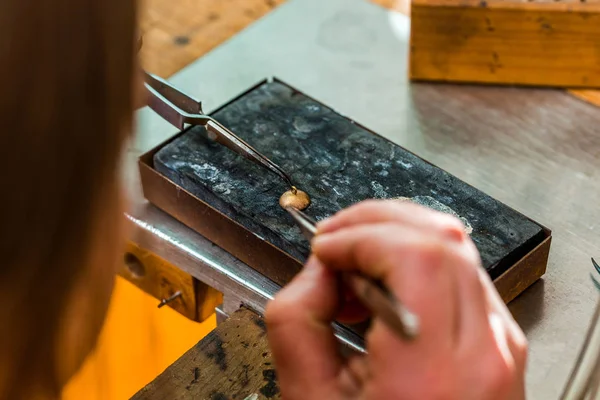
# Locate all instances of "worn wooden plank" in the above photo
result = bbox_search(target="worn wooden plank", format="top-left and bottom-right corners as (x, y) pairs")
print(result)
(120, 241), (223, 322)
(120, 241), (199, 320)
(139, 0), (286, 77)
(410, 0), (600, 88)
(132, 308), (280, 400)
(369, 0), (600, 107)
(401, 0), (600, 106)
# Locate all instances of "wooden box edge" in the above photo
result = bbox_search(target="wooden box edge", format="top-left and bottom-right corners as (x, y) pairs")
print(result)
(494, 232), (551, 303)
(138, 153), (303, 287)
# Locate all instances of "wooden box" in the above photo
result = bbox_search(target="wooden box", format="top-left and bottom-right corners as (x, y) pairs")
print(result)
(410, 0), (600, 87)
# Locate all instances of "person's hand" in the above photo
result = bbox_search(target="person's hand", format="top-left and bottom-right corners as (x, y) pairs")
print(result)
(266, 200), (527, 400)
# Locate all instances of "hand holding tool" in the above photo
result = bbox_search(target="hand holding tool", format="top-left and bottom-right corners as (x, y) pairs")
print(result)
(286, 206), (420, 341)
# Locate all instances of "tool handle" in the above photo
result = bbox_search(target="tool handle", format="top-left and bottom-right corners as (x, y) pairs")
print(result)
(343, 272), (420, 341)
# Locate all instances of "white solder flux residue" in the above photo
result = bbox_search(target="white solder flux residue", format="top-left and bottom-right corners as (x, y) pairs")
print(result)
(371, 181), (389, 198)
(397, 160), (413, 169)
(213, 182), (232, 195)
(188, 163), (220, 181)
(171, 161), (220, 182)
(394, 195), (473, 235)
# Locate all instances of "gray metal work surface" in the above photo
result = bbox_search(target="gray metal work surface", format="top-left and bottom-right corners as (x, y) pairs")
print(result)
(128, 0), (600, 398)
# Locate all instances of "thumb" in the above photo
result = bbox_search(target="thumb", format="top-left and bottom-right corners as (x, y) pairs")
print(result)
(266, 257), (342, 398)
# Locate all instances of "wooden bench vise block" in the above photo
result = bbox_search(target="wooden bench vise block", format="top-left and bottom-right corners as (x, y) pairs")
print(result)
(132, 308), (280, 400)
(120, 241), (223, 322)
(410, 0), (600, 87)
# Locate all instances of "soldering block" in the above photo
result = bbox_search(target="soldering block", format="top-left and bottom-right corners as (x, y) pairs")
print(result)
(139, 79), (551, 303)
(410, 0), (600, 87)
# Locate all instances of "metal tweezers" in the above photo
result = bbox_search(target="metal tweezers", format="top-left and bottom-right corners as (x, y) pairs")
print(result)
(144, 72), (296, 191)
(559, 258), (600, 399)
(286, 207), (421, 341)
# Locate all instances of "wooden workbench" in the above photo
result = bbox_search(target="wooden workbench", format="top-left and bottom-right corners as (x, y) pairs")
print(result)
(129, 0), (600, 398)
(132, 308), (280, 400)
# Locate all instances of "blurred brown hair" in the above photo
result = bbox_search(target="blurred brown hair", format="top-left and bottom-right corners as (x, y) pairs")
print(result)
(0, 0), (137, 398)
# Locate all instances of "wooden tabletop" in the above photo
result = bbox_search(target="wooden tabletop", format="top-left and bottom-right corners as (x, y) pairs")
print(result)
(132, 308), (280, 400)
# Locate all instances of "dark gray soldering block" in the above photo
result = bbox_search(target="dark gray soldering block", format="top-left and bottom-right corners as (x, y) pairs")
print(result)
(154, 80), (545, 280)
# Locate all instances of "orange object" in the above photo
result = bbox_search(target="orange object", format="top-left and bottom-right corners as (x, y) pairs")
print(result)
(63, 277), (216, 400)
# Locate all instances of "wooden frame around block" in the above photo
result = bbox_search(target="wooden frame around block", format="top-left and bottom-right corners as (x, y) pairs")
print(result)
(139, 78), (551, 304)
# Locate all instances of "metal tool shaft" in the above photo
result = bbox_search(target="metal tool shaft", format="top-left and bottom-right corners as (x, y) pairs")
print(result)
(286, 207), (420, 341)
(560, 297), (600, 399)
(343, 273), (419, 341)
(205, 120), (294, 188)
(144, 72), (295, 189)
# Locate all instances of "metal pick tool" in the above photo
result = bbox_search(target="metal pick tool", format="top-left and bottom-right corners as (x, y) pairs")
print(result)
(286, 206), (420, 341)
(144, 71), (297, 191)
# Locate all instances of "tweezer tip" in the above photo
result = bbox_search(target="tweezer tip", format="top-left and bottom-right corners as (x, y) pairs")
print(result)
(285, 206), (302, 221)
(593, 258), (600, 273)
(592, 273), (600, 291)
(285, 205), (299, 214)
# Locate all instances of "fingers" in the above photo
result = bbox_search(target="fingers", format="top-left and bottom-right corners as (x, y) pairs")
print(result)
(449, 240), (490, 346)
(315, 200), (490, 345)
(312, 223), (459, 345)
(303, 199), (527, 399)
(317, 200), (469, 242)
(338, 356), (370, 397)
(265, 257), (342, 398)
(458, 264), (527, 400)
(478, 268), (528, 371)
(336, 286), (371, 324)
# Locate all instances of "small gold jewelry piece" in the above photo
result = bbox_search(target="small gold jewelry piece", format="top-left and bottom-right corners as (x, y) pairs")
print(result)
(279, 187), (310, 210)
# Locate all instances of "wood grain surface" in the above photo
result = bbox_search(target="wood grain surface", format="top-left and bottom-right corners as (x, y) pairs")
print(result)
(120, 242), (201, 320)
(132, 308), (280, 400)
(138, 0), (405, 77)
(120, 242), (224, 322)
(139, 0), (286, 78)
(410, 0), (600, 86)
(368, 0), (600, 105)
